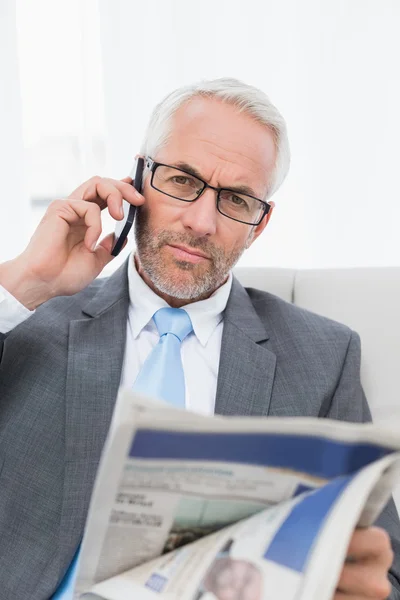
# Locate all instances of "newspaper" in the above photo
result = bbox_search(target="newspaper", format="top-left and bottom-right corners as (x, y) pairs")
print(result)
(71, 388), (400, 600)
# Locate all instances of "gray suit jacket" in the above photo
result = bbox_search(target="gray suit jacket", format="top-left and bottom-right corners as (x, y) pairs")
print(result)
(0, 259), (399, 599)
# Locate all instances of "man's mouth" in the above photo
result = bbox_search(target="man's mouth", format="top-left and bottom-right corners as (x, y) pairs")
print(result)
(166, 244), (210, 264)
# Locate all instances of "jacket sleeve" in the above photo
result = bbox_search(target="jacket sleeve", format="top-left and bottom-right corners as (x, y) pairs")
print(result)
(323, 330), (400, 599)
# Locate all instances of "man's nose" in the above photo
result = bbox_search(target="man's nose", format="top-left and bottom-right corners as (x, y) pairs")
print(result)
(180, 188), (218, 237)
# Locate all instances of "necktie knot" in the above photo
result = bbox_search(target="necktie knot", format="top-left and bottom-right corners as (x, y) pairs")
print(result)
(153, 307), (193, 342)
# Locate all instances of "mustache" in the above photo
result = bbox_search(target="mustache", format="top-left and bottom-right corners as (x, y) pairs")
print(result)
(155, 231), (223, 260)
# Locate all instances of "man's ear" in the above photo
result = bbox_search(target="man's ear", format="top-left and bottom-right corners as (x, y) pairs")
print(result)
(246, 202), (275, 248)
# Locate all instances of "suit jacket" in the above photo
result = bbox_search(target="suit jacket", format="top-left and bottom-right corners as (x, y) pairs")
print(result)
(0, 258), (399, 599)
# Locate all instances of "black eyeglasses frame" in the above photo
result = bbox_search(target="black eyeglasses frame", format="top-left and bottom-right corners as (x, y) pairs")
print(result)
(144, 156), (271, 226)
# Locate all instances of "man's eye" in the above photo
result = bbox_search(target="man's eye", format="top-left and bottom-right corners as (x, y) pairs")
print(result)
(228, 194), (247, 207)
(171, 176), (194, 186)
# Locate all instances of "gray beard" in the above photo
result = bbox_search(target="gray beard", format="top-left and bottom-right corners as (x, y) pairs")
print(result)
(134, 208), (247, 301)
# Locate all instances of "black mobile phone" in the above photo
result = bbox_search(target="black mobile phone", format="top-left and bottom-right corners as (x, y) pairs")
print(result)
(111, 157), (145, 257)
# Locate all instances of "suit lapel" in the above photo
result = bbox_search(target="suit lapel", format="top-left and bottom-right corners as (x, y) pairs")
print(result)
(59, 260), (130, 556)
(215, 277), (276, 417)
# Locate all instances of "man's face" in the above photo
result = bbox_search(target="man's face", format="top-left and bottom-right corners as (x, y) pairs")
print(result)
(135, 97), (276, 303)
(205, 558), (263, 600)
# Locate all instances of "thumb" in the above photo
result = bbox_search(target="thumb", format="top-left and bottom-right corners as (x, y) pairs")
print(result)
(93, 232), (119, 268)
(93, 232), (129, 266)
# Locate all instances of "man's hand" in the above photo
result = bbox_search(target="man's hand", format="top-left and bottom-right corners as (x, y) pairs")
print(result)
(0, 176), (144, 310)
(334, 527), (394, 599)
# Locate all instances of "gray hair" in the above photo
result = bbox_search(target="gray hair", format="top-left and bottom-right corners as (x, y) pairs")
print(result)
(140, 77), (290, 199)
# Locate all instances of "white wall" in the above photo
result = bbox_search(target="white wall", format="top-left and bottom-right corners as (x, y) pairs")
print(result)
(98, 0), (400, 269)
(0, 0), (30, 261)
(2, 0), (400, 269)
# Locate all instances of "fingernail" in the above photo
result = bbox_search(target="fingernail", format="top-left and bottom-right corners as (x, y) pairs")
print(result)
(120, 206), (124, 218)
(91, 242), (96, 252)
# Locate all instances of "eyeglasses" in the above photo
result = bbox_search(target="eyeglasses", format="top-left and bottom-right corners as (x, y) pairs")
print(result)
(144, 157), (271, 226)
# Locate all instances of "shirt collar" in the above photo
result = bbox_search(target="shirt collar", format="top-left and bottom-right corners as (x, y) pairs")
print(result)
(127, 254), (232, 346)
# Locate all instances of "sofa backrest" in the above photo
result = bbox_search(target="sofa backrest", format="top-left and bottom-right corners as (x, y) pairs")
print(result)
(234, 267), (400, 425)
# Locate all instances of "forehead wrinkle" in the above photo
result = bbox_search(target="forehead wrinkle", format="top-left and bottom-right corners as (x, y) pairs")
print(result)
(196, 135), (274, 172)
(180, 143), (272, 197)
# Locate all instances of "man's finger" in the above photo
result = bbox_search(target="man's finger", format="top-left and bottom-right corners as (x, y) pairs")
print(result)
(347, 528), (393, 565)
(68, 176), (143, 220)
(81, 178), (141, 221)
(49, 199), (102, 253)
(337, 560), (392, 598)
(68, 176), (102, 201)
(92, 233), (118, 267)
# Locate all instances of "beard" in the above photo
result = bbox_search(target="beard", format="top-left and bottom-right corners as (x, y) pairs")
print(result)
(134, 207), (248, 301)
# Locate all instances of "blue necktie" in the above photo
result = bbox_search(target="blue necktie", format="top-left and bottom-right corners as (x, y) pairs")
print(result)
(52, 308), (192, 598)
(133, 307), (193, 408)
(51, 546), (80, 599)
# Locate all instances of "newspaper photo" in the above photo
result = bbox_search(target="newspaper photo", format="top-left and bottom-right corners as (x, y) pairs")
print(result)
(70, 389), (400, 600)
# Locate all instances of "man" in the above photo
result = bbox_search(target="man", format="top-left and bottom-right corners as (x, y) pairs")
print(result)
(0, 78), (398, 599)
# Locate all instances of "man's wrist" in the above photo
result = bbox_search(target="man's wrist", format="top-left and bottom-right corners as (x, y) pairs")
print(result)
(0, 258), (53, 311)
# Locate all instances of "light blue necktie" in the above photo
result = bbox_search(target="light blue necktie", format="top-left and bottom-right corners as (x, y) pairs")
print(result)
(133, 307), (193, 408)
(51, 546), (80, 599)
(52, 308), (192, 598)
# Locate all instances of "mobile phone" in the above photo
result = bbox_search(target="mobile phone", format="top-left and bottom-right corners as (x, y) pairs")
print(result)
(111, 157), (145, 257)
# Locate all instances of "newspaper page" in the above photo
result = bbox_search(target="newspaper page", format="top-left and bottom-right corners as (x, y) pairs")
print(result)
(74, 389), (400, 600)
(83, 454), (400, 600)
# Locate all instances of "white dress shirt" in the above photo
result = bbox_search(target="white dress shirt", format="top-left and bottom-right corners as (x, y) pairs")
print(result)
(0, 284), (34, 333)
(0, 256), (232, 415)
(120, 257), (232, 415)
